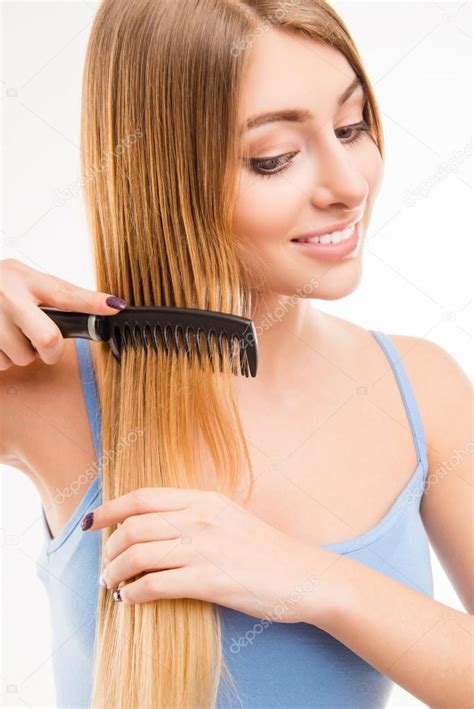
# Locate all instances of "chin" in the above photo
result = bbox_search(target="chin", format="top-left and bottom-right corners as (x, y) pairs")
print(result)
(311, 260), (363, 300)
(272, 255), (363, 301)
(315, 279), (361, 300)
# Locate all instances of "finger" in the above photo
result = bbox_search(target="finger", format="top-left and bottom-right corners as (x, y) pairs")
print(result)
(112, 567), (194, 605)
(25, 267), (127, 315)
(81, 487), (199, 531)
(0, 351), (13, 370)
(102, 539), (188, 588)
(104, 511), (187, 563)
(7, 303), (65, 365)
(0, 315), (38, 366)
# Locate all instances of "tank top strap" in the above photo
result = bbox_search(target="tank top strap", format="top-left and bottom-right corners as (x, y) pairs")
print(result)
(370, 331), (428, 475)
(74, 338), (102, 465)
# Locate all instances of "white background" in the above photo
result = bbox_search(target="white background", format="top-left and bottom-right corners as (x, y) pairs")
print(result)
(1, 1), (472, 707)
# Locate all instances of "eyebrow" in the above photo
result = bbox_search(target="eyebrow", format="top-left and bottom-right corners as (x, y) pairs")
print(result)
(242, 76), (366, 132)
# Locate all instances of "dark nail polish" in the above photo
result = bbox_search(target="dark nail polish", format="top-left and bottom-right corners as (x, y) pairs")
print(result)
(106, 296), (128, 310)
(81, 512), (94, 531)
(113, 588), (122, 602)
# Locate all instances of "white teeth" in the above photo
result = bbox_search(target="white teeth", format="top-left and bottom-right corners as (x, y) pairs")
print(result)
(302, 223), (356, 245)
(330, 230), (345, 243)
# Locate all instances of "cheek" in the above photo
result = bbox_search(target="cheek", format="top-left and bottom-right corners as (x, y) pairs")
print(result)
(232, 141), (384, 249)
(233, 172), (304, 245)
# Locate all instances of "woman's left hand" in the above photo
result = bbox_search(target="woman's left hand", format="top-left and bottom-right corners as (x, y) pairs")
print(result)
(83, 487), (335, 623)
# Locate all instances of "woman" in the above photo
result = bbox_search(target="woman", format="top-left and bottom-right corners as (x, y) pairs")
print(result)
(1, 0), (472, 707)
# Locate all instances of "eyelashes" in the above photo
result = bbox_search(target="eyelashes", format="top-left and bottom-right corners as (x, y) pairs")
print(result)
(245, 121), (370, 179)
(247, 151), (298, 180)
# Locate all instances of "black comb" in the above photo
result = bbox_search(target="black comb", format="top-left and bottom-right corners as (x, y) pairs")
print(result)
(39, 306), (258, 377)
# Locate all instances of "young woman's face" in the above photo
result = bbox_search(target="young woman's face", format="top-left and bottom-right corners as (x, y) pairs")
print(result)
(233, 29), (384, 300)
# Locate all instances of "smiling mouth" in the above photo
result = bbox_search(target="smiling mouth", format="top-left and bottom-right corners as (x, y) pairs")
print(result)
(291, 220), (359, 246)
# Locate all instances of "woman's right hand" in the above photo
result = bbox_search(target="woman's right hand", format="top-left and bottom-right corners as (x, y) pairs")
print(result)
(0, 258), (128, 370)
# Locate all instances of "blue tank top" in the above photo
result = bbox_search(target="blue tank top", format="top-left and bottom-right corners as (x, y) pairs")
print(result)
(35, 332), (434, 708)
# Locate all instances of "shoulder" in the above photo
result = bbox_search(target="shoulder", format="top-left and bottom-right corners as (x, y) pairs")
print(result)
(332, 319), (473, 470)
(386, 333), (473, 611)
(383, 333), (472, 445)
(377, 332), (472, 460)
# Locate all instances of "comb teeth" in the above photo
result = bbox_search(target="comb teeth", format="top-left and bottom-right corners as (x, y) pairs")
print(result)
(112, 322), (253, 376)
(36, 305), (258, 377)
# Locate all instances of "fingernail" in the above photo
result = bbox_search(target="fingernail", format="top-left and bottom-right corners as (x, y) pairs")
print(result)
(113, 588), (123, 602)
(99, 574), (108, 588)
(106, 296), (128, 310)
(81, 512), (94, 531)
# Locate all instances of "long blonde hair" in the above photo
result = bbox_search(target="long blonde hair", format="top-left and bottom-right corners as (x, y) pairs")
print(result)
(80, 1), (384, 706)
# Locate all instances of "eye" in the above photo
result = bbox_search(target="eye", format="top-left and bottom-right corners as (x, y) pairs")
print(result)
(335, 120), (370, 146)
(244, 151), (299, 179)
(242, 121), (371, 180)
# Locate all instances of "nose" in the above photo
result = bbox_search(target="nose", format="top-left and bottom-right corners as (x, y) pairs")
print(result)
(308, 133), (369, 211)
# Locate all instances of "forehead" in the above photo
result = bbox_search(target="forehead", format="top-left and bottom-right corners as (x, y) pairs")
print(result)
(238, 28), (359, 125)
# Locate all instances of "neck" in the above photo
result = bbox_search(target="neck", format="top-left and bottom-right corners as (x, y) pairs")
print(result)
(243, 291), (324, 387)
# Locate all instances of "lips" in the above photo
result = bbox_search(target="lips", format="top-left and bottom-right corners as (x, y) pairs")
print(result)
(290, 220), (361, 261)
(290, 216), (361, 243)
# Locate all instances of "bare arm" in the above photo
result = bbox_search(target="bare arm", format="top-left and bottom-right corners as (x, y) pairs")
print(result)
(0, 257), (125, 466)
